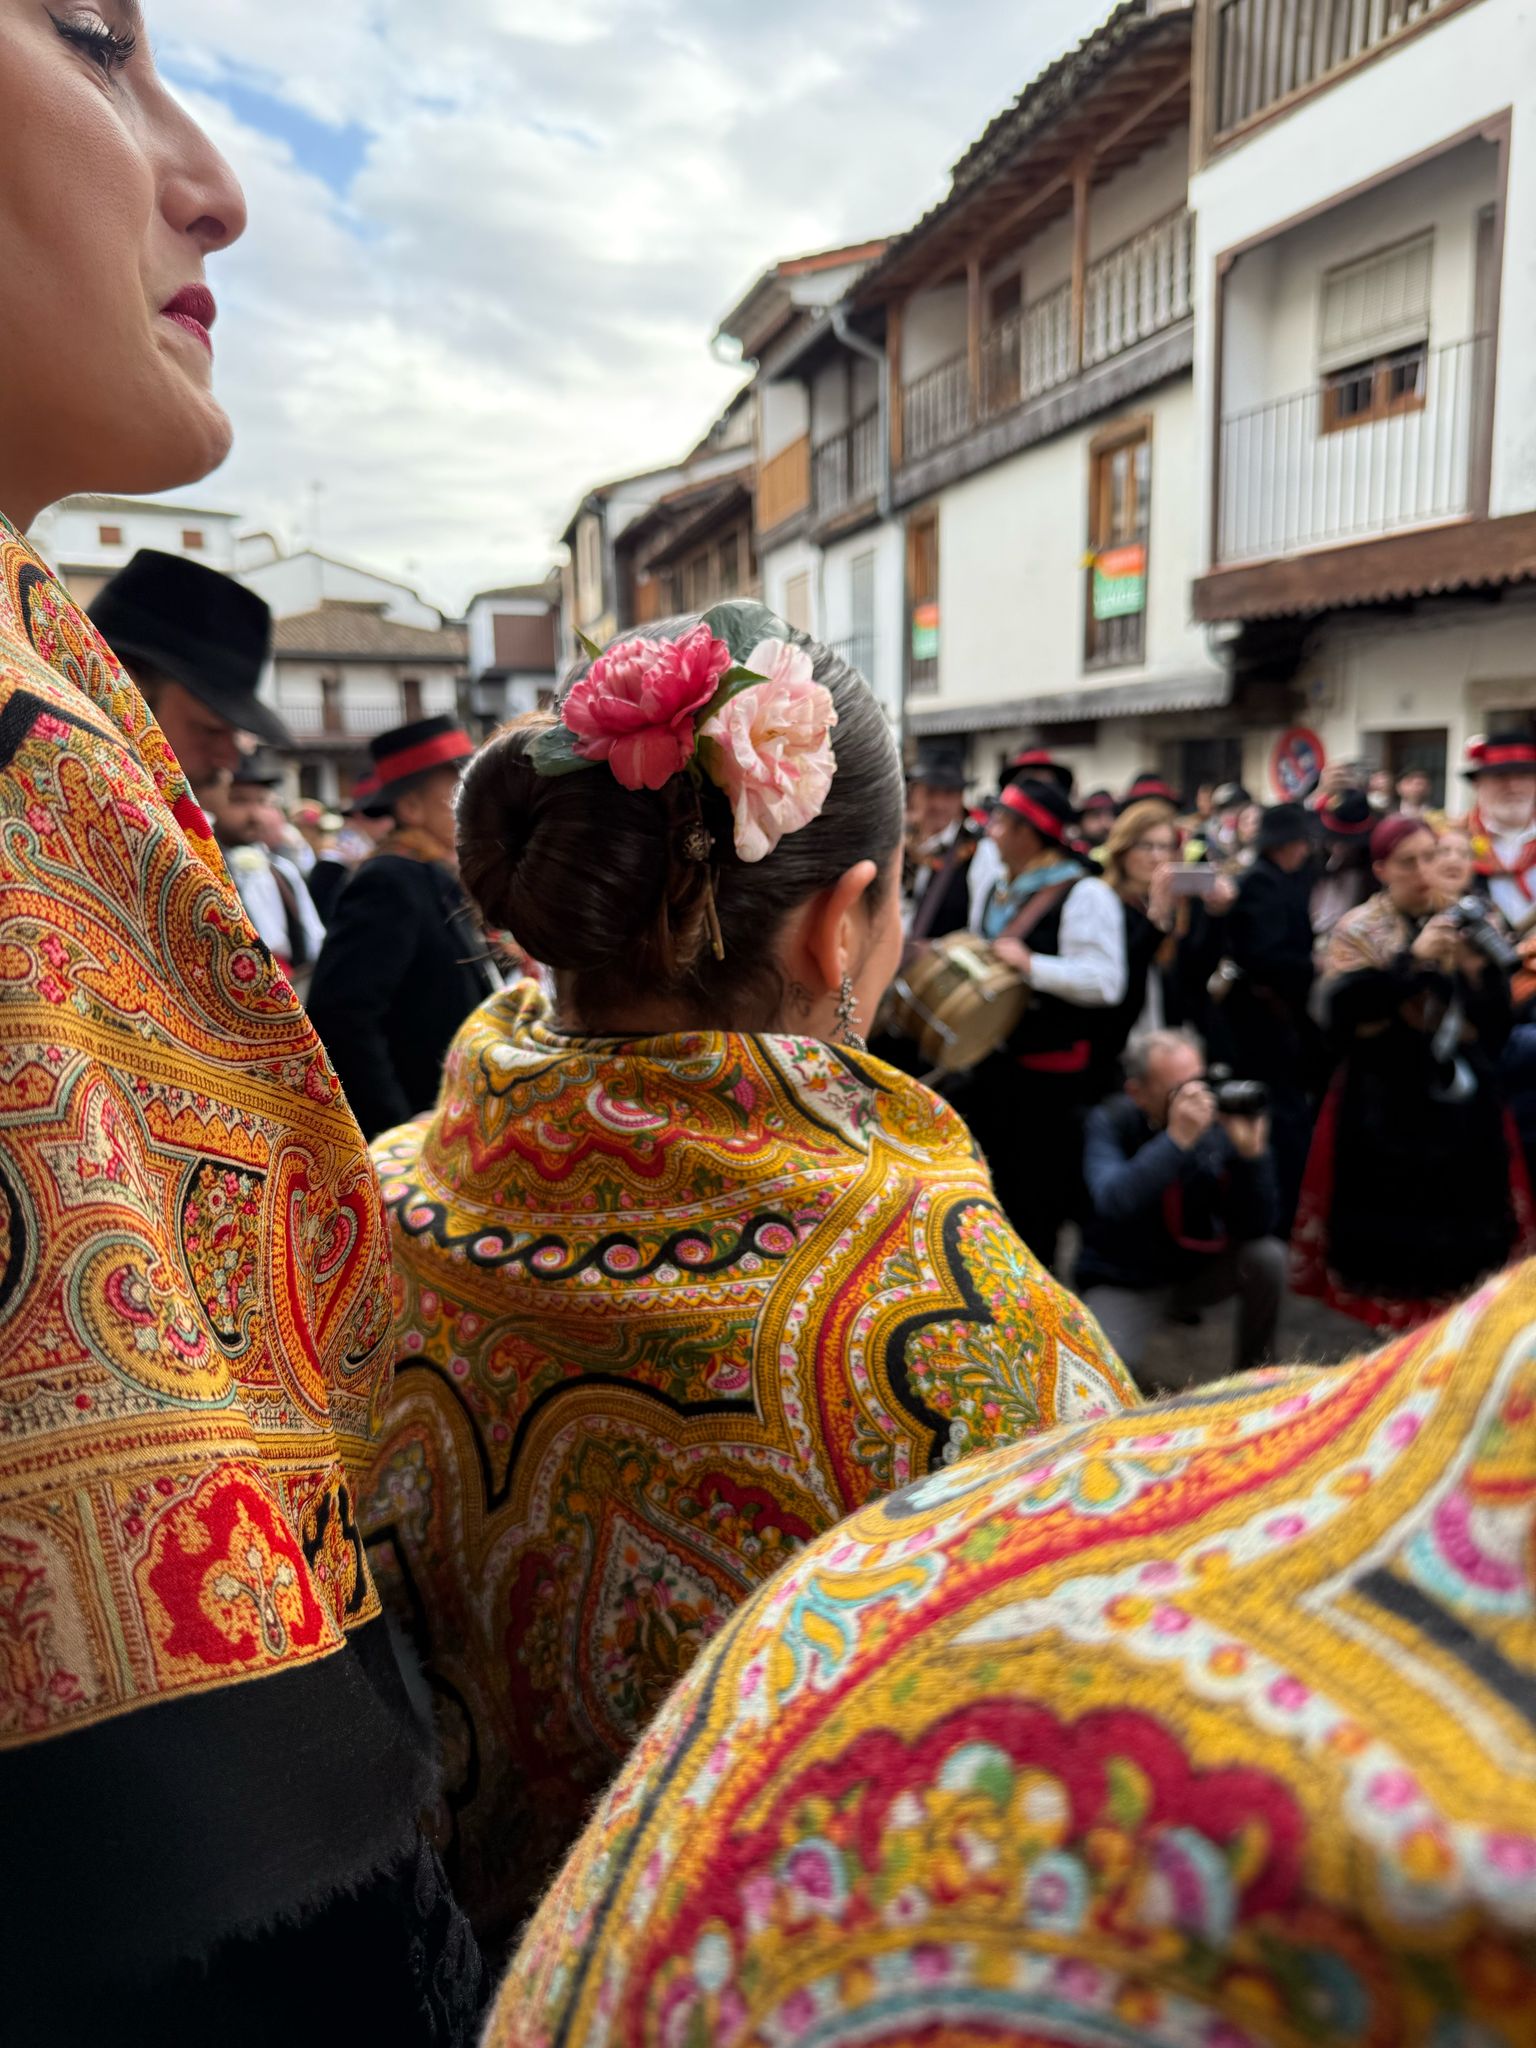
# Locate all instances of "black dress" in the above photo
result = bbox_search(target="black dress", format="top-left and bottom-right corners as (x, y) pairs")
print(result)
(1305, 942), (1518, 1307)
(1216, 854), (1320, 1231)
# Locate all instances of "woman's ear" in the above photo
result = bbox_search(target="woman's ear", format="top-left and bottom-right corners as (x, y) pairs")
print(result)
(800, 860), (879, 995)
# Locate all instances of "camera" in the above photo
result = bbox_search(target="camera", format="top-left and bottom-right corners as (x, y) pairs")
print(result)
(1445, 896), (1521, 975)
(1207, 1065), (1270, 1117)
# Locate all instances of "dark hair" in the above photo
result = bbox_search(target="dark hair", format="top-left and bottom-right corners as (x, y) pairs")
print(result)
(457, 616), (904, 1029)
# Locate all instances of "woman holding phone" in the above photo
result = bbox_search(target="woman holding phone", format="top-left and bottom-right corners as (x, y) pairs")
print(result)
(1095, 801), (1234, 1091)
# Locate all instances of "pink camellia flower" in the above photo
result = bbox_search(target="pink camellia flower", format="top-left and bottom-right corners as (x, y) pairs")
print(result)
(563, 624), (732, 790)
(699, 639), (837, 862)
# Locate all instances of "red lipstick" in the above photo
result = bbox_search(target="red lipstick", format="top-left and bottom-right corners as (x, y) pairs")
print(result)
(160, 285), (217, 355)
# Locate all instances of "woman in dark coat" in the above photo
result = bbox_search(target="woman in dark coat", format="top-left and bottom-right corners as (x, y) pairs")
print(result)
(308, 719), (502, 1139)
(1293, 816), (1534, 1330)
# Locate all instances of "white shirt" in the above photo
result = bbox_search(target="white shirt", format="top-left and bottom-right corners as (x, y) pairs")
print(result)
(1487, 826), (1536, 927)
(1023, 873), (1127, 1007)
(967, 834), (1005, 928)
(226, 845), (327, 967)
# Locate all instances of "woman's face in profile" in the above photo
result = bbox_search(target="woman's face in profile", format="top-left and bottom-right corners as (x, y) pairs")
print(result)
(0, 3), (247, 520)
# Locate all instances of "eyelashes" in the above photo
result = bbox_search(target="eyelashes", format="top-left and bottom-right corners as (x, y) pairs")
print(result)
(48, 10), (139, 79)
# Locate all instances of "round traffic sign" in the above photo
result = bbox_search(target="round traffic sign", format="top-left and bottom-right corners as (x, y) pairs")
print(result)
(1271, 727), (1325, 801)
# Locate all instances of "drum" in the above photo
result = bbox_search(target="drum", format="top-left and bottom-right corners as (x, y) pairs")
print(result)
(884, 932), (1032, 1075)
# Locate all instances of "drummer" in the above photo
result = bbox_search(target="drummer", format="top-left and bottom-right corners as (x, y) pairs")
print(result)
(948, 779), (1127, 1265)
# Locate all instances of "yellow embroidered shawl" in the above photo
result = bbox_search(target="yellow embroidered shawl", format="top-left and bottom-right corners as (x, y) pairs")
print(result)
(492, 1262), (1536, 2048)
(0, 518), (408, 1977)
(364, 980), (1132, 1948)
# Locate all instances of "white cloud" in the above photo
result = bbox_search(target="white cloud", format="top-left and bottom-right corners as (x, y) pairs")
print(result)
(147, 0), (1106, 612)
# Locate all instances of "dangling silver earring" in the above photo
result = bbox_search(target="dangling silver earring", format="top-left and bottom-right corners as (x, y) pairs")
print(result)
(835, 972), (866, 1053)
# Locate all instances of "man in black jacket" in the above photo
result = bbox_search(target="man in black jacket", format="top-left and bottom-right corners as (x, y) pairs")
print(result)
(307, 717), (499, 1140)
(1216, 802), (1319, 1232)
(1077, 1027), (1285, 1380)
(905, 749), (977, 941)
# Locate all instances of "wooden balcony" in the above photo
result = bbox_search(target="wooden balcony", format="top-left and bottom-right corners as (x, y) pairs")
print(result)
(757, 435), (811, 534)
(811, 409), (881, 528)
(897, 207), (1193, 473)
(1206, 0), (1464, 148)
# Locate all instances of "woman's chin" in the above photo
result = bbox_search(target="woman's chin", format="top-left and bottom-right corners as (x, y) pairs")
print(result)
(103, 394), (234, 497)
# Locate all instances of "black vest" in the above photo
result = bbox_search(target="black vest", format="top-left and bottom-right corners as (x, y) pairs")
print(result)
(1005, 878), (1114, 1068)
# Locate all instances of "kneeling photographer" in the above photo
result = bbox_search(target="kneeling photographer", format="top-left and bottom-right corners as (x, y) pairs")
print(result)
(1076, 1027), (1285, 1381)
(1293, 816), (1532, 1331)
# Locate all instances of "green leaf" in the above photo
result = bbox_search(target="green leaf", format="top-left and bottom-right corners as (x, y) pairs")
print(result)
(699, 664), (769, 724)
(527, 722), (599, 778)
(573, 627), (605, 663)
(701, 599), (788, 666)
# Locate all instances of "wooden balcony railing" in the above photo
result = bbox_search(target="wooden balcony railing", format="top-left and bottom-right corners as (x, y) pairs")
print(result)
(1084, 208), (1192, 368)
(758, 434), (811, 532)
(811, 408), (881, 524)
(900, 208), (1193, 467)
(1212, 0), (1455, 141)
(1216, 331), (1490, 563)
(904, 355), (971, 464)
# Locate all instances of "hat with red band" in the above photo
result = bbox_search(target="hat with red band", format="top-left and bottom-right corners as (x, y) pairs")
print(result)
(1006, 748), (1075, 795)
(1463, 732), (1536, 779)
(997, 777), (1077, 846)
(1317, 789), (1375, 837)
(369, 716), (475, 794)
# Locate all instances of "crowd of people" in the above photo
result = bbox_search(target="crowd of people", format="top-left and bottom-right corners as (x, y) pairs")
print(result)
(7, 10), (1536, 2046)
(894, 738), (1536, 1364)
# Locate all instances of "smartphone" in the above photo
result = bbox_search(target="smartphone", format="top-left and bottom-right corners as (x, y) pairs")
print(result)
(1168, 864), (1223, 897)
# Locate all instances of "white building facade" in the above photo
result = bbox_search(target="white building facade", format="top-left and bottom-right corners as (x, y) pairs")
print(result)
(1189, 0), (1536, 805)
(28, 495), (242, 607)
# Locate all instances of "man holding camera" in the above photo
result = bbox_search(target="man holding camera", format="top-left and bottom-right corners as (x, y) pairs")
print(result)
(1076, 1027), (1285, 1381)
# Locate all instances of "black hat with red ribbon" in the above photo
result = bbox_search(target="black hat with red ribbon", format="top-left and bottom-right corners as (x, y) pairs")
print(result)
(1006, 747), (1074, 795)
(996, 777), (1077, 847)
(1316, 788), (1375, 837)
(369, 716), (474, 799)
(1463, 732), (1536, 779)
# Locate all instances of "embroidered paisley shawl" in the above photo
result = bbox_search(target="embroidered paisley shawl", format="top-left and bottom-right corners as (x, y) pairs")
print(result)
(363, 981), (1132, 1945)
(493, 1259), (1536, 2048)
(0, 519), (416, 1983)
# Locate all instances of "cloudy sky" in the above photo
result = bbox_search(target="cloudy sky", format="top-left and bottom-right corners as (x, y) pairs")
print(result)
(152, 0), (1105, 613)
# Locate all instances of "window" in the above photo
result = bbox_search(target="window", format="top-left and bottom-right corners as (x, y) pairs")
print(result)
(1372, 728), (1448, 807)
(1322, 342), (1427, 434)
(320, 675), (342, 734)
(907, 512), (939, 695)
(849, 551), (876, 680)
(1319, 233), (1432, 434)
(1085, 423), (1149, 670)
(401, 677), (424, 722)
(98, 524), (123, 547)
(181, 529), (205, 551)
(783, 572), (812, 634)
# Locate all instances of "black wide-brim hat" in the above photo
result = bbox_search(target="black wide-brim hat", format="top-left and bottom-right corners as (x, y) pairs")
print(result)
(89, 549), (291, 749)
(996, 777), (1077, 847)
(1464, 732), (1536, 778)
(908, 745), (967, 793)
(370, 715), (474, 796)
(1257, 802), (1315, 852)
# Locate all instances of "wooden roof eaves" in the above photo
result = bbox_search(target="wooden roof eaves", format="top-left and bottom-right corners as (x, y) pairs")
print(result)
(856, 16), (1191, 305)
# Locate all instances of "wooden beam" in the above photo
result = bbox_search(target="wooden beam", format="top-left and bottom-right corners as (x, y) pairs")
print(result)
(888, 298), (906, 469)
(1070, 158), (1091, 375)
(976, 62), (1189, 267)
(966, 256), (983, 421)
